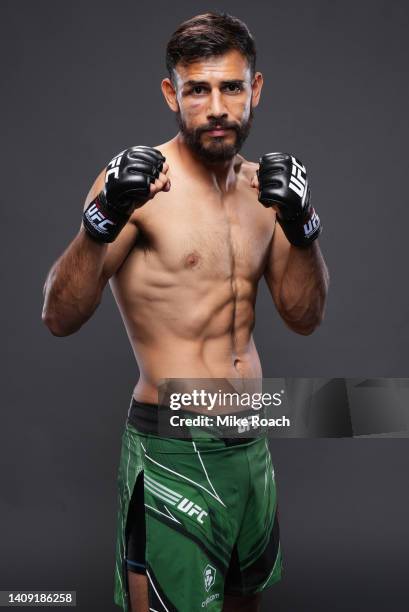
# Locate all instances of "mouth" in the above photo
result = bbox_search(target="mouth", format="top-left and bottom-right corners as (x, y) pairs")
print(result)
(205, 128), (231, 137)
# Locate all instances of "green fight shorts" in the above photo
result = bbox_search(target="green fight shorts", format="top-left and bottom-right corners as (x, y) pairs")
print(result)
(114, 400), (283, 611)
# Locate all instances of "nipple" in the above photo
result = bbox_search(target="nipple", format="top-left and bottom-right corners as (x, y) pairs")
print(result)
(184, 251), (201, 268)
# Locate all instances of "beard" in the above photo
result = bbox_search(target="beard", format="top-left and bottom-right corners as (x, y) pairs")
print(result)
(176, 108), (254, 164)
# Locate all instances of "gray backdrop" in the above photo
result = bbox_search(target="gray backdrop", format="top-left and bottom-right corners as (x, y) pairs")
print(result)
(1, 0), (408, 610)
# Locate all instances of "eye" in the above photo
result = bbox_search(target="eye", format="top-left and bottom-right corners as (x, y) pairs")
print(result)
(224, 83), (243, 93)
(192, 86), (206, 94)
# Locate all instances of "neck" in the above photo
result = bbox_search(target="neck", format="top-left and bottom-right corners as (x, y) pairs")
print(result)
(173, 132), (241, 193)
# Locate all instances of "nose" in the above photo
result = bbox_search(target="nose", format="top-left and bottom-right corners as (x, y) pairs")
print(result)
(207, 89), (228, 123)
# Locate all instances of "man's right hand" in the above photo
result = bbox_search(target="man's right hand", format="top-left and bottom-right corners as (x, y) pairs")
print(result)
(83, 146), (169, 243)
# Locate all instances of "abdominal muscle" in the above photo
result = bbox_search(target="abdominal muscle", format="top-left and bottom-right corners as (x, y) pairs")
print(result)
(132, 334), (262, 404)
(110, 273), (263, 405)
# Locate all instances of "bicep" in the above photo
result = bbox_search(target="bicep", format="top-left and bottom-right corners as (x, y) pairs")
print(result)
(263, 220), (291, 306)
(82, 169), (139, 282)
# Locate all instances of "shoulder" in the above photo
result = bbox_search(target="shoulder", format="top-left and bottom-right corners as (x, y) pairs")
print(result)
(153, 140), (174, 158)
(235, 154), (259, 182)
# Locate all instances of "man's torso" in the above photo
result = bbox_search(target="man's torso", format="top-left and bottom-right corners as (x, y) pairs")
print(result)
(109, 141), (276, 402)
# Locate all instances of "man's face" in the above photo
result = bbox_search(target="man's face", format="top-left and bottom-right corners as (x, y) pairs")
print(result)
(172, 50), (257, 163)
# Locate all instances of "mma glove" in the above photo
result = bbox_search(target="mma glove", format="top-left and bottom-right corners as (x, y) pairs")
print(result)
(257, 153), (322, 247)
(83, 146), (165, 243)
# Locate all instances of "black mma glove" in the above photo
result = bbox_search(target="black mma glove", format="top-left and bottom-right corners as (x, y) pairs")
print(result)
(83, 146), (165, 243)
(257, 153), (322, 247)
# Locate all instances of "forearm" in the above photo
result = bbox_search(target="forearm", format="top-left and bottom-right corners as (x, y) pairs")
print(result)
(42, 228), (108, 336)
(276, 241), (329, 334)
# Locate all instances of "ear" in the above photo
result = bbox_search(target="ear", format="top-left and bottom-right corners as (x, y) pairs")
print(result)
(251, 72), (264, 108)
(161, 77), (179, 112)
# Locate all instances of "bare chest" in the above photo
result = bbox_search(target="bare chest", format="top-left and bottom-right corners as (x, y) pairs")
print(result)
(130, 187), (275, 282)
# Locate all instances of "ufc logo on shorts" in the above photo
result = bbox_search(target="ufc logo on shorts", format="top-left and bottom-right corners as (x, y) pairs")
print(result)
(289, 156), (307, 199)
(238, 420), (251, 434)
(177, 498), (208, 524)
(85, 203), (115, 231)
(105, 151), (124, 182)
(304, 209), (320, 237)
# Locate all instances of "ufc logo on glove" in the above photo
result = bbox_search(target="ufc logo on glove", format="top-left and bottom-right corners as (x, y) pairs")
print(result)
(289, 156), (307, 199)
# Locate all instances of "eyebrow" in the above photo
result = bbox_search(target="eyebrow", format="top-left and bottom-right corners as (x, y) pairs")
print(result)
(182, 79), (246, 89)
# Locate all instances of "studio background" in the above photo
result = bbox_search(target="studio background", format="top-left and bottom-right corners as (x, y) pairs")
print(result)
(1, 0), (408, 610)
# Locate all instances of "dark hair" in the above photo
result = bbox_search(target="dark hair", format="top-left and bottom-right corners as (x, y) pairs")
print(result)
(166, 12), (256, 82)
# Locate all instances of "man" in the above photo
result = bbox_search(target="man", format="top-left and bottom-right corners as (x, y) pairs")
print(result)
(42, 12), (329, 612)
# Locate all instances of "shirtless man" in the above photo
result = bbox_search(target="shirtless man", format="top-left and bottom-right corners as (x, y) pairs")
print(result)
(42, 12), (329, 612)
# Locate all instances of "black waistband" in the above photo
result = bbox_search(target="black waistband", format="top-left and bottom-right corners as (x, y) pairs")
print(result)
(127, 398), (258, 446)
